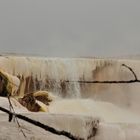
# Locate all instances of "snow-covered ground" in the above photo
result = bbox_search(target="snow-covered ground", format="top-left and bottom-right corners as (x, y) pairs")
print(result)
(0, 56), (140, 139)
(0, 97), (140, 140)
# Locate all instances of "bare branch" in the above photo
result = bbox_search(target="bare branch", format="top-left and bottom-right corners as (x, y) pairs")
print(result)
(122, 64), (138, 80)
(8, 96), (27, 138)
(65, 79), (140, 84)
(0, 106), (84, 140)
(65, 64), (140, 84)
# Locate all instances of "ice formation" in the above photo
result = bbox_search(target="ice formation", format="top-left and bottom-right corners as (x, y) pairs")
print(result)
(0, 55), (140, 139)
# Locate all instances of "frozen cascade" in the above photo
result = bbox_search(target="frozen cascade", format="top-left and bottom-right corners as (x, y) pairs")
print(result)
(0, 56), (115, 97)
(0, 55), (140, 139)
(1, 55), (140, 112)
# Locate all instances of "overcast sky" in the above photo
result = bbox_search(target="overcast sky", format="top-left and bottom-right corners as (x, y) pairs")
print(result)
(0, 0), (140, 57)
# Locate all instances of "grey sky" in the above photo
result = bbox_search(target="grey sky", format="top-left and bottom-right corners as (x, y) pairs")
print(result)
(0, 0), (140, 57)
